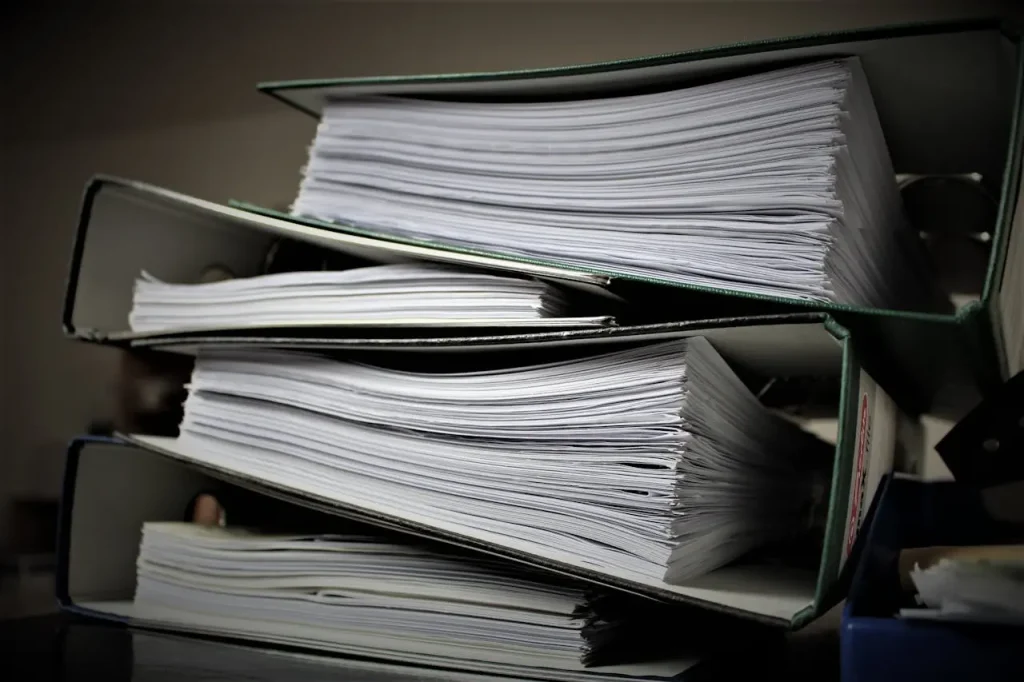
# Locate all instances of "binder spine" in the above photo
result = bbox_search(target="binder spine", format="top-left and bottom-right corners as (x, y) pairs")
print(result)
(62, 178), (111, 340)
(54, 439), (85, 609)
(55, 436), (123, 611)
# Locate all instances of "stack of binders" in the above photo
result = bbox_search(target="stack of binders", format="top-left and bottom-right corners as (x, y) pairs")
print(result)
(56, 19), (1024, 681)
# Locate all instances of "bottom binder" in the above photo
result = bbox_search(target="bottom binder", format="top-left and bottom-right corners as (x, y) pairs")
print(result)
(57, 437), (776, 681)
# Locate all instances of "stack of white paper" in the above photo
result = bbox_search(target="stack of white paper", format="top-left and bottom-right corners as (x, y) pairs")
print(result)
(128, 263), (610, 333)
(293, 59), (942, 310)
(173, 337), (828, 587)
(132, 522), (698, 681)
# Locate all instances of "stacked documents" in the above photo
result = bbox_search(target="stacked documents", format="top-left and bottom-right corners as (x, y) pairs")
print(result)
(132, 522), (699, 681)
(172, 337), (830, 588)
(127, 263), (609, 333)
(293, 59), (941, 311)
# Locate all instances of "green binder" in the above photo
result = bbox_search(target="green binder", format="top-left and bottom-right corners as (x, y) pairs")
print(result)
(116, 314), (903, 629)
(247, 19), (1024, 415)
(62, 175), (614, 344)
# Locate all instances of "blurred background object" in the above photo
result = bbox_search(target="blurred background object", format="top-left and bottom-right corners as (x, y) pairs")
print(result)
(900, 173), (998, 310)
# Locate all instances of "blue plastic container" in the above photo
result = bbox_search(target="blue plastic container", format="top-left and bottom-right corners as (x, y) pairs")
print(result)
(840, 476), (1023, 682)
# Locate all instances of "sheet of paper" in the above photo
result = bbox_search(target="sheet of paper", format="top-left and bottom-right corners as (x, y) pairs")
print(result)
(901, 554), (1024, 625)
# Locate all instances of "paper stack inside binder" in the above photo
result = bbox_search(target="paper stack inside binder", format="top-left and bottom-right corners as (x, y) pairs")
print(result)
(294, 59), (942, 311)
(173, 337), (830, 589)
(132, 522), (700, 681)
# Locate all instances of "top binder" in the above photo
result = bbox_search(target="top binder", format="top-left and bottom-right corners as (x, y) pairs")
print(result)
(251, 19), (1024, 412)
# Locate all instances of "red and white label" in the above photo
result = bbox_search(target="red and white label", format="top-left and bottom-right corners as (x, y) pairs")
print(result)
(840, 371), (898, 568)
(845, 393), (871, 557)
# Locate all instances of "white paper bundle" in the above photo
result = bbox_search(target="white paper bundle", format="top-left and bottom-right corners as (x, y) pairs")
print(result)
(127, 263), (610, 333)
(293, 59), (942, 311)
(131, 522), (698, 681)
(174, 338), (828, 589)
(901, 556), (1024, 625)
